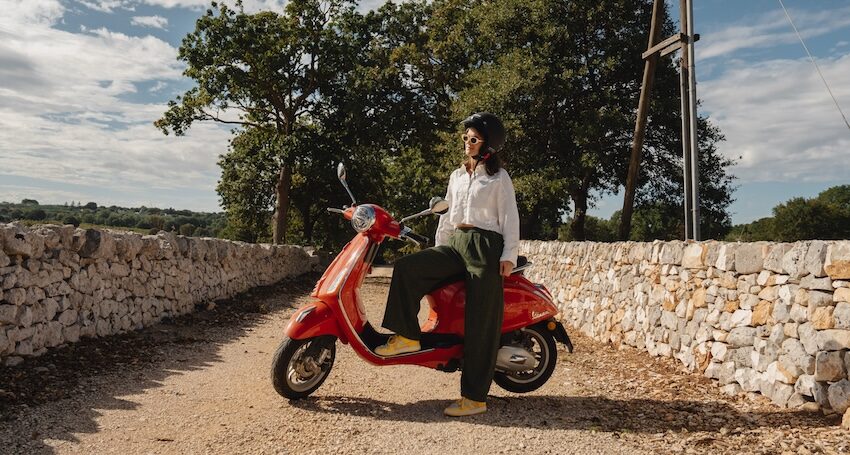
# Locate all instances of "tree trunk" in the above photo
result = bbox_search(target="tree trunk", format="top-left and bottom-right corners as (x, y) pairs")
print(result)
(273, 165), (292, 245)
(303, 207), (314, 244)
(570, 189), (588, 241)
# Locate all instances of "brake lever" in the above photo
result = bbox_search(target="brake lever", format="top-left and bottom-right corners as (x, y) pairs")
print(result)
(326, 208), (345, 214)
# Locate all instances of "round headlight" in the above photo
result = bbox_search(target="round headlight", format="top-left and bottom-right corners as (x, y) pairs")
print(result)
(351, 205), (376, 232)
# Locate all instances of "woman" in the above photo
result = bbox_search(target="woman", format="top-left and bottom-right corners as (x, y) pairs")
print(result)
(376, 112), (520, 417)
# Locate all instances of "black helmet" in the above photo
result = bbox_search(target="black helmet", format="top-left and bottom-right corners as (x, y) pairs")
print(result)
(462, 112), (505, 155)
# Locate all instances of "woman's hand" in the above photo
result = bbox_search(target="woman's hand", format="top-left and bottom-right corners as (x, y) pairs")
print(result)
(500, 261), (514, 277)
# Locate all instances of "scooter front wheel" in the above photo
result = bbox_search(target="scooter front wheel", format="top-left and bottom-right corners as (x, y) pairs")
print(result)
(271, 335), (336, 399)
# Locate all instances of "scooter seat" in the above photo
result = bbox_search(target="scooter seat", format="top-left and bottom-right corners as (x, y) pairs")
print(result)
(426, 256), (530, 293)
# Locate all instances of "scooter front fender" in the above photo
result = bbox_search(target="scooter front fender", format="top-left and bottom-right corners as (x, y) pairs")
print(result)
(285, 301), (348, 343)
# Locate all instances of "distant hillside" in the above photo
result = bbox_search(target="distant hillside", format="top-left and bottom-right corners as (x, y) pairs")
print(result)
(0, 200), (227, 238)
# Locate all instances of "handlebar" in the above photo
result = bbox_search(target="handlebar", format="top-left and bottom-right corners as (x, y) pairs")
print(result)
(400, 225), (429, 246)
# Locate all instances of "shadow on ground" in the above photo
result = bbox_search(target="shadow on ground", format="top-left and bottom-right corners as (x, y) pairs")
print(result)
(0, 273), (320, 455)
(291, 393), (841, 434)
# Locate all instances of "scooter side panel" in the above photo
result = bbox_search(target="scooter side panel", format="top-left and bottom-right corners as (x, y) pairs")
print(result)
(427, 276), (559, 336)
(286, 301), (348, 343)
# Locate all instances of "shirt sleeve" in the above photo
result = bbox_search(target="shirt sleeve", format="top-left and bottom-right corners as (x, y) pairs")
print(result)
(497, 171), (520, 267)
(434, 171), (456, 247)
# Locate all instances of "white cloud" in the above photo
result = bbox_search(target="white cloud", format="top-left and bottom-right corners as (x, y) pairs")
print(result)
(698, 5), (850, 60)
(139, 0), (286, 12)
(131, 15), (168, 29)
(700, 54), (850, 184)
(0, 0), (65, 26)
(77, 0), (136, 13)
(0, 1), (232, 211)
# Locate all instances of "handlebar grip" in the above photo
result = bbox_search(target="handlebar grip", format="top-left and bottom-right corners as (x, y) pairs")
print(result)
(405, 231), (429, 245)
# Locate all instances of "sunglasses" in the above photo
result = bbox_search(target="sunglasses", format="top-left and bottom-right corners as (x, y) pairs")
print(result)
(461, 134), (483, 145)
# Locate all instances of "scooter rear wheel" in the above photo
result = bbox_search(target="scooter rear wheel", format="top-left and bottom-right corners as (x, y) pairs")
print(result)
(493, 325), (557, 393)
(271, 335), (336, 399)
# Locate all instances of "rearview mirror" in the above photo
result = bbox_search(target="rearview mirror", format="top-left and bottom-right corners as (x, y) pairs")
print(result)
(429, 197), (449, 215)
(337, 162), (346, 182)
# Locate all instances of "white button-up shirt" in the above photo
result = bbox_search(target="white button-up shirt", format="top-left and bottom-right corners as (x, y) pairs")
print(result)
(434, 164), (520, 267)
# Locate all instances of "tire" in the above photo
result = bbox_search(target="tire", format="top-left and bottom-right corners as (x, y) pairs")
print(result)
(493, 325), (558, 393)
(271, 335), (336, 399)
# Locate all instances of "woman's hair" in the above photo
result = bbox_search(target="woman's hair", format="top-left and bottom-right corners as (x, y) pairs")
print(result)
(463, 152), (504, 176)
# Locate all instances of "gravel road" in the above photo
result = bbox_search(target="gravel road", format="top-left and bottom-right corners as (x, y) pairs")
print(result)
(1, 274), (847, 455)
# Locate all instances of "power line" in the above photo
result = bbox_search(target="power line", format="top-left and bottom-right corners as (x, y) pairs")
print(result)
(778, 0), (850, 131)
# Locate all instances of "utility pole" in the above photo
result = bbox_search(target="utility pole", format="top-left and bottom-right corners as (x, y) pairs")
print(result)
(618, 0), (664, 241)
(685, 0), (701, 240)
(619, 0), (701, 241)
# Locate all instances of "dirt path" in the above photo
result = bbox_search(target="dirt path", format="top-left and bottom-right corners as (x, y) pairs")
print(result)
(1, 275), (847, 455)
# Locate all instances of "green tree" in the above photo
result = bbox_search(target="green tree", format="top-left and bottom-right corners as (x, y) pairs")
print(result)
(179, 223), (197, 236)
(156, 0), (354, 244)
(27, 209), (47, 221)
(435, 0), (734, 241)
(63, 215), (80, 227)
(217, 127), (280, 243)
(816, 185), (850, 212)
(772, 197), (849, 241)
(21, 199), (38, 205)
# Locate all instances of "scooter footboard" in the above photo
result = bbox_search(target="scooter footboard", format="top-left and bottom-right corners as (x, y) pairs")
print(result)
(286, 301), (347, 343)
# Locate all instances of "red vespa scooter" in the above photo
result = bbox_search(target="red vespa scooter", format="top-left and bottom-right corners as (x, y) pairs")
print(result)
(271, 163), (573, 399)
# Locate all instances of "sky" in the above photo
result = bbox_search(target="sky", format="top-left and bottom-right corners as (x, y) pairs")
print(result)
(0, 0), (848, 225)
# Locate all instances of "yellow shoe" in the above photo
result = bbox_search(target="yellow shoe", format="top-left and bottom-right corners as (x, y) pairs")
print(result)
(374, 335), (421, 356)
(444, 398), (487, 417)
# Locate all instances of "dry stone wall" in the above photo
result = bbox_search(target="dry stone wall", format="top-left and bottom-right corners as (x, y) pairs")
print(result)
(520, 239), (850, 416)
(0, 223), (318, 365)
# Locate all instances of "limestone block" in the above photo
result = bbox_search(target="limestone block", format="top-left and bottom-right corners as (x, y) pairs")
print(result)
(682, 244), (705, 269)
(0, 304), (17, 324)
(798, 323), (819, 355)
(764, 243), (792, 273)
(0, 250), (9, 268)
(76, 229), (115, 259)
(843, 408), (850, 431)
(782, 243), (810, 280)
(752, 301), (772, 326)
(58, 309), (78, 326)
(730, 309), (753, 328)
(4, 287), (25, 305)
(817, 329), (850, 351)
(795, 374), (817, 397)
(784, 322), (799, 339)
(790, 304), (808, 323)
(735, 367), (760, 392)
(757, 286), (779, 301)
(715, 244), (738, 271)
(835, 288), (850, 303)
(659, 242), (684, 265)
(771, 383), (795, 408)
(735, 243), (768, 274)
(0, 225), (32, 257)
(773, 302), (790, 323)
(811, 306), (835, 330)
(828, 379), (850, 413)
(804, 241), (829, 278)
(62, 325), (80, 343)
(728, 327), (757, 347)
(774, 356), (801, 383)
(814, 351), (846, 382)
(781, 338), (815, 374)
(800, 275), (833, 291)
(740, 293), (759, 310)
(826, 241), (850, 279)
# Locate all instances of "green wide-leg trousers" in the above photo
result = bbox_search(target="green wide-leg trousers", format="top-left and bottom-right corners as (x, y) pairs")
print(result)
(381, 228), (505, 402)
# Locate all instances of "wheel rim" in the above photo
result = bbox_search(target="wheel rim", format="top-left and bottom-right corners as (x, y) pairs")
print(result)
(286, 339), (333, 393)
(501, 328), (550, 384)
